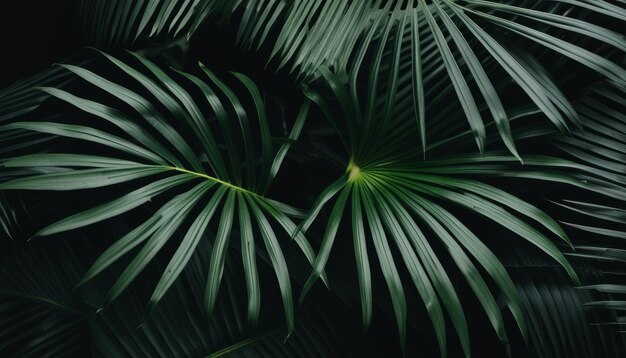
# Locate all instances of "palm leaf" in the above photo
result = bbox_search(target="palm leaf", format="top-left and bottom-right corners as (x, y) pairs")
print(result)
(0, 52), (323, 334)
(237, 0), (625, 154)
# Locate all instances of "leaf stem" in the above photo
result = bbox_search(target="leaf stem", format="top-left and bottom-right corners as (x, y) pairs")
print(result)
(164, 166), (260, 197)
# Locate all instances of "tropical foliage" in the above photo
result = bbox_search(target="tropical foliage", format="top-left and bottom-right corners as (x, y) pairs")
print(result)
(1, 0), (625, 357)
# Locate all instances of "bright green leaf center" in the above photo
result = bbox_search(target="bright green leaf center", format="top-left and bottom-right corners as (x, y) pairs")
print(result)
(347, 163), (361, 182)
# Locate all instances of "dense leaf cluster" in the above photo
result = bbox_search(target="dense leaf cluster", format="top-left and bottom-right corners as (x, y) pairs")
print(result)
(1, 1), (625, 357)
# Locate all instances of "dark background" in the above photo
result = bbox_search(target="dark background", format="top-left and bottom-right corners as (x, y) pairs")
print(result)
(0, 0), (81, 88)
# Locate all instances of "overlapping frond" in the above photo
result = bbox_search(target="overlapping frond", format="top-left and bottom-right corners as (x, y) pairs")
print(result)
(238, 0), (625, 154)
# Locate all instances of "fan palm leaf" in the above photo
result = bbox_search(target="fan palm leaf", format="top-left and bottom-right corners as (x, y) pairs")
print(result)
(293, 68), (588, 356)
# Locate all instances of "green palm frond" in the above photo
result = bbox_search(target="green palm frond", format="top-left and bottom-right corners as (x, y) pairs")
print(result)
(238, 0), (625, 154)
(512, 264), (594, 358)
(0, 52), (322, 334)
(79, 0), (239, 47)
(294, 68), (586, 356)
